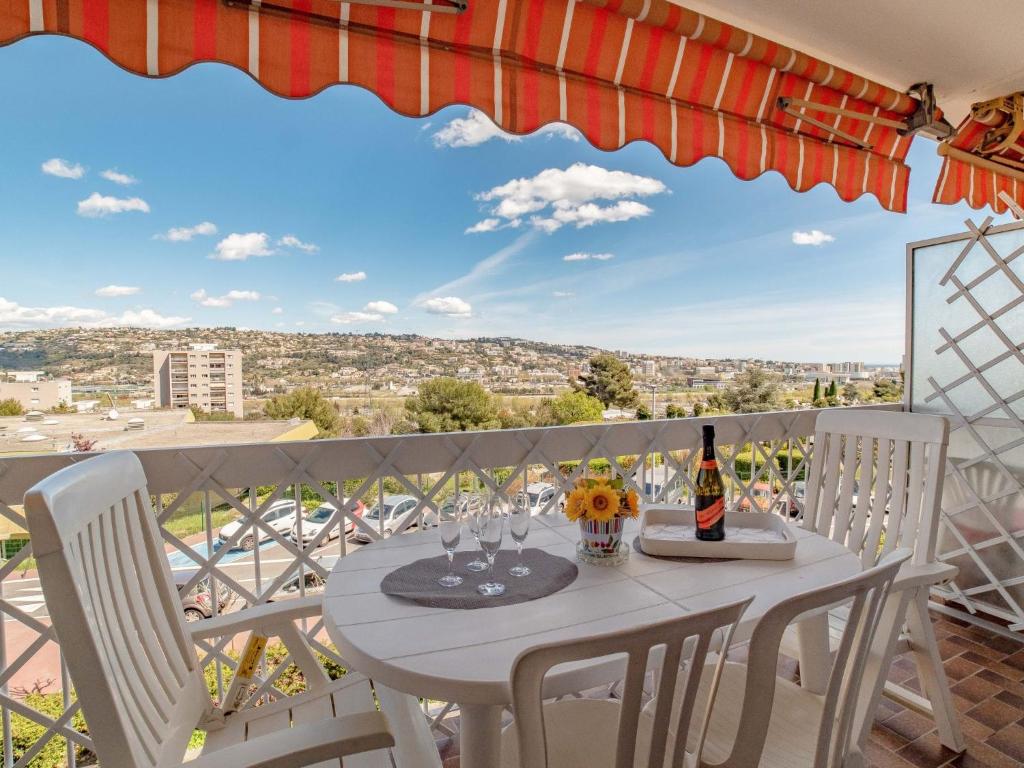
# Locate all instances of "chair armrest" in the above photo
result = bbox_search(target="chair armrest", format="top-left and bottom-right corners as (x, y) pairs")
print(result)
(892, 562), (958, 593)
(190, 596), (322, 640)
(183, 711), (394, 768)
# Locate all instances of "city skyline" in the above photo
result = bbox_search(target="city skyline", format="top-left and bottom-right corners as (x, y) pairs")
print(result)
(1, 36), (1010, 362)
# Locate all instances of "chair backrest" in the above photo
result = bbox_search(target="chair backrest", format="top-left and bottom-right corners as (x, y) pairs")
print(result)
(509, 598), (752, 768)
(802, 409), (949, 567)
(24, 451), (210, 768)
(720, 548), (912, 768)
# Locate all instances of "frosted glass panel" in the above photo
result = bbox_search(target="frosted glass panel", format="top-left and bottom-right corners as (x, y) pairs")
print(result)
(909, 222), (1024, 631)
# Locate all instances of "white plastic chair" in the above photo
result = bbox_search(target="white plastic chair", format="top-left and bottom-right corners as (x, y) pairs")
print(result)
(23, 451), (438, 768)
(796, 409), (964, 753)
(501, 597), (753, 768)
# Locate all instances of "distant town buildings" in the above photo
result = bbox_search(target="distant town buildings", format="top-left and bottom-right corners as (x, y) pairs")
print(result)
(0, 371), (72, 411)
(153, 344), (243, 418)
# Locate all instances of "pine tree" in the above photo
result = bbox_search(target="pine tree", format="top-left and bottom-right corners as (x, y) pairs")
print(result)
(812, 378), (821, 402)
(826, 379), (838, 398)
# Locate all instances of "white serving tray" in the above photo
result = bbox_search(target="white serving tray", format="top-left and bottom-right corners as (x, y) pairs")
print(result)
(638, 505), (797, 561)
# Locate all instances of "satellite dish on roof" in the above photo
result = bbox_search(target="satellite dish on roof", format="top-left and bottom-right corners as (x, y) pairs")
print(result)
(107, 408), (120, 421)
(20, 433), (46, 443)
(25, 411), (44, 422)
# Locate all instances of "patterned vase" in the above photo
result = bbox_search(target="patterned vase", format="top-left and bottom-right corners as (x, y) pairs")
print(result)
(577, 516), (629, 565)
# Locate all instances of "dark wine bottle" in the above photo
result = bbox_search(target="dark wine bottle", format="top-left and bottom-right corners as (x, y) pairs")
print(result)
(695, 424), (725, 541)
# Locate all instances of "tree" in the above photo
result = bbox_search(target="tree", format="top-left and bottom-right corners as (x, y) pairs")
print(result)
(812, 378), (822, 403)
(691, 402), (705, 417)
(842, 381), (859, 403)
(405, 377), (500, 433)
(543, 391), (604, 425)
(635, 404), (652, 420)
(721, 368), (782, 414)
(826, 380), (838, 398)
(0, 398), (24, 417)
(664, 403), (685, 418)
(872, 377), (903, 403)
(574, 354), (639, 408)
(264, 387), (340, 436)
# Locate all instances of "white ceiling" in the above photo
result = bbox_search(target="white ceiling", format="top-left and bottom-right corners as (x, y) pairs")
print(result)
(677, 0), (1023, 125)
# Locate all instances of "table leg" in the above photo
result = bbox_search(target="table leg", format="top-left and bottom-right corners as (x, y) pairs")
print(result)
(796, 612), (831, 694)
(459, 703), (504, 768)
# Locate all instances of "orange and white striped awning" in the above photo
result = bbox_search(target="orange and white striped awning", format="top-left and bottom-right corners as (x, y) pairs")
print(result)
(1, 0), (924, 211)
(933, 92), (1024, 216)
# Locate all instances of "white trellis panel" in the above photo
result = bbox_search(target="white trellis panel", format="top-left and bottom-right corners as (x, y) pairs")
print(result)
(907, 218), (1024, 633)
(0, 406), (894, 765)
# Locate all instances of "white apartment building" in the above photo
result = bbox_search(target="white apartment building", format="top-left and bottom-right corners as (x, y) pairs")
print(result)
(153, 345), (243, 418)
(0, 373), (72, 411)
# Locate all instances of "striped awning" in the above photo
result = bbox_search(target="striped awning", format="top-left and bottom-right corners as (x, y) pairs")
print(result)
(1, 0), (922, 211)
(933, 93), (1024, 215)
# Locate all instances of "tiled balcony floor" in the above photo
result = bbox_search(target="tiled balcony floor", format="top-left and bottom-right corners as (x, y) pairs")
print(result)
(434, 612), (1024, 768)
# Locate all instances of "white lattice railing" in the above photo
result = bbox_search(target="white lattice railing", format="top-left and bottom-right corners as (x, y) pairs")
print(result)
(0, 405), (894, 766)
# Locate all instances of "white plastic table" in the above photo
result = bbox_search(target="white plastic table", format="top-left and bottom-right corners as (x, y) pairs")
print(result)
(324, 514), (860, 768)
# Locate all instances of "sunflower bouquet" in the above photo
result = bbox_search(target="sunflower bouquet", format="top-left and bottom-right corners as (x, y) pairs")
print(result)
(563, 477), (640, 522)
(565, 477), (639, 565)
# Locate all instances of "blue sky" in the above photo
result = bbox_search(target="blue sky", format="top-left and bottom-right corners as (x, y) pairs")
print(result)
(0, 36), (1008, 363)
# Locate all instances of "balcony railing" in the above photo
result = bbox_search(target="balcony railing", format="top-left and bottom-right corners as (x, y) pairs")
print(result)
(0, 405), (896, 766)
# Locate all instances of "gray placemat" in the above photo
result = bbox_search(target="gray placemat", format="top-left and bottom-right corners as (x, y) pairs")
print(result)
(632, 536), (736, 563)
(380, 548), (578, 609)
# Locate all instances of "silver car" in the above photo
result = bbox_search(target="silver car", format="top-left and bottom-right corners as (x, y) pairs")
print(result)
(351, 495), (419, 543)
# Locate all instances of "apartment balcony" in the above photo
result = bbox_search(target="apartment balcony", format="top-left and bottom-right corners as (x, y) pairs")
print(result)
(0, 405), (1021, 767)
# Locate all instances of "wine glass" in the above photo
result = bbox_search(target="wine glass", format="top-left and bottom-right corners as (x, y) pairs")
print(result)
(476, 499), (506, 596)
(437, 503), (463, 588)
(463, 494), (489, 573)
(508, 495), (531, 577)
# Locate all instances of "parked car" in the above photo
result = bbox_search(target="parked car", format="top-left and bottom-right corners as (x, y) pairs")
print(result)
(173, 569), (232, 622)
(281, 554), (340, 593)
(738, 481), (775, 512)
(290, 500), (366, 547)
(217, 498), (299, 551)
(515, 482), (563, 514)
(739, 481), (804, 518)
(351, 494), (419, 543)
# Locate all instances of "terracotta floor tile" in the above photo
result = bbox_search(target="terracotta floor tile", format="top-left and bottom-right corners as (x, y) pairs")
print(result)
(947, 634), (1008, 662)
(1002, 651), (1024, 674)
(951, 672), (1003, 703)
(944, 737), (1022, 768)
(896, 733), (960, 768)
(986, 723), (1024, 763)
(977, 668), (1024, 698)
(961, 651), (1024, 682)
(872, 724), (912, 752)
(944, 655), (984, 681)
(883, 709), (937, 743)
(936, 637), (968, 662)
(995, 689), (1024, 711)
(965, 696), (1022, 732)
(963, 629), (1023, 657)
(864, 739), (920, 768)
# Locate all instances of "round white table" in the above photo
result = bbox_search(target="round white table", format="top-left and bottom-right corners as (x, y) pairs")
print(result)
(324, 514), (860, 768)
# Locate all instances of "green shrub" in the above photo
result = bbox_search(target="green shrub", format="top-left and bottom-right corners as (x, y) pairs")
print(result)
(2, 692), (92, 767)
(732, 448), (806, 482)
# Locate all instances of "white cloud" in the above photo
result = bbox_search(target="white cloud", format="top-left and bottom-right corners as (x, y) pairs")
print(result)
(190, 288), (262, 308)
(95, 284), (140, 297)
(41, 158), (85, 179)
(109, 309), (190, 328)
(77, 192), (150, 217)
(278, 234), (319, 253)
(465, 218), (502, 234)
(475, 163), (666, 233)
(211, 232), (273, 261)
(364, 300), (398, 315)
(563, 252), (615, 262)
(792, 229), (835, 246)
(100, 169), (138, 185)
(272, 307), (284, 315)
(335, 271), (367, 283)
(553, 291), (575, 298)
(421, 296), (472, 318)
(0, 297), (187, 329)
(331, 311), (385, 324)
(433, 109), (580, 148)
(156, 221), (218, 241)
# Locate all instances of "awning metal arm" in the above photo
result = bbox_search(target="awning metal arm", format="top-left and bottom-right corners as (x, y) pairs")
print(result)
(937, 142), (1024, 183)
(973, 92), (1024, 156)
(776, 97), (873, 149)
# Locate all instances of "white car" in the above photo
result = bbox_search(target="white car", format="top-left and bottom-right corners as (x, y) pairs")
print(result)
(290, 501), (366, 547)
(217, 499), (299, 551)
(352, 495), (419, 543)
(516, 482), (563, 515)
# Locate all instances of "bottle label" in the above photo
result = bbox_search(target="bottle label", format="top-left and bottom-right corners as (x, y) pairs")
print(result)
(696, 497), (724, 528)
(700, 459), (717, 470)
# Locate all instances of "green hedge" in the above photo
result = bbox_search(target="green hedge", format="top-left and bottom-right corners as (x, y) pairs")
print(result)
(732, 448), (806, 482)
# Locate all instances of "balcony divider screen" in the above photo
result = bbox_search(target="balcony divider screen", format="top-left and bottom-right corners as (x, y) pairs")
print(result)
(907, 218), (1024, 633)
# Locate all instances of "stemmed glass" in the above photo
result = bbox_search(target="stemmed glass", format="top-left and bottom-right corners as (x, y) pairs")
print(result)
(508, 495), (531, 577)
(464, 495), (489, 573)
(437, 503), (464, 588)
(476, 499), (506, 596)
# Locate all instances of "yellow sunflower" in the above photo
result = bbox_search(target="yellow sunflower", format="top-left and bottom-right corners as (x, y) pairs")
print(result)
(587, 484), (620, 522)
(625, 489), (640, 518)
(564, 487), (588, 521)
